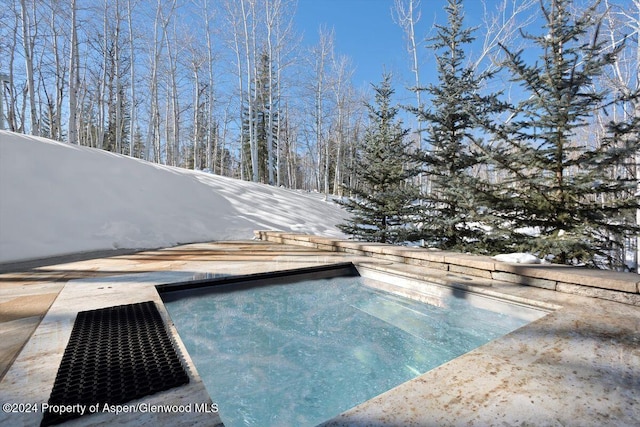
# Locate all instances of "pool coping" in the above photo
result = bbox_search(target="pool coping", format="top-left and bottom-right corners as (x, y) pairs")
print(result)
(255, 230), (640, 305)
(1, 239), (639, 426)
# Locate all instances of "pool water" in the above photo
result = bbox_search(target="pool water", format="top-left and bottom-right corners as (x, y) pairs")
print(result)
(163, 274), (542, 427)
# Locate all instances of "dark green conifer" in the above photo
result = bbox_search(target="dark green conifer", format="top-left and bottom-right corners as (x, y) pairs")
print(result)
(412, 0), (505, 252)
(481, 0), (639, 268)
(338, 74), (420, 244)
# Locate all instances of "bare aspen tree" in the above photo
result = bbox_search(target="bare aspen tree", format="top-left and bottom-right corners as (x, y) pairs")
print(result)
(265, 0), (276, 185)
(146, 0), (158, 161)
(241, 0), (259, 181)
(0, 7), (10, 131)
(44, 0), (67, 141)
(77, 54), (89, 146)
(68, 0), (79, 145)
(476, 0), (537, 72)
(0, 4), (21, 132)
(20, 0), (39, 135)
(94, 0), (111, 150)
(271, 0), (297, 186)
(189, 37), (207, 169)
(264, 0), (296, 185)
(393, 0), (422, 121)
(330, 54), (354, 196)
(202, 0), (216, 171)
(91, 0), (127, 153)
(193, 61), (201, 169)
(602, 0), (640, 271)
(165, 14), (181, 166)
(309, 26), (334, 197)
(220, 96), (234, 175)
(393, 0), (428, 199)
(5, 3), (28, 133)
(79, 50), (97, 148)
(224, 0), (259, 181)
(223, 0), (247, 179)
(96, 0), (109, 149)
(126, 0), (137, 156)
(223, 1), (240, 175)
(114, 0), (123, 154)
(146, 0), (174, 163)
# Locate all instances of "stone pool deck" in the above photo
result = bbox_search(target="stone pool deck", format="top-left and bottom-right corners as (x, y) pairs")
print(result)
(0, 235), (639, 426)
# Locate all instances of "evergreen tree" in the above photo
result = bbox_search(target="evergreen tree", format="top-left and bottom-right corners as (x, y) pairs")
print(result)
(338, 74), (420, 244)
(412, 0), (505, 252)
(480, 0), (640, 268)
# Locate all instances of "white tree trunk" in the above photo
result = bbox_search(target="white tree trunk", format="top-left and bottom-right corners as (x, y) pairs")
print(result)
(20, 0), (39, 136)
(68, 0), (78, 145)
(3, 9), (20, 132)
(204, 0), (215, 171)
(265, 0), (275, 185)
(226, 0), (246, 180)
(240, 0), (259, 182)
(146, 0), (173, 163)
(127, 0), (136, 155)
(314, 28), (333, 198)
(98, 0), (108, 150)
(114, 0), (123, 154)
(193, 67), (200, 169)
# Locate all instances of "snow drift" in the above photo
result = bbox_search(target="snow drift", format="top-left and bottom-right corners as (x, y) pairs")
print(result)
(0, 131), (347, 263)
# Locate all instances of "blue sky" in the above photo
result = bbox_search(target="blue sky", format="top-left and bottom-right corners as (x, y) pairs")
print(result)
(295, 0), (408, 89)
(294, 0), (497, 95)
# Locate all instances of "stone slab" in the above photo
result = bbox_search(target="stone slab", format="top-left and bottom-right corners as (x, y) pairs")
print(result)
(449, 264), (494, 279)
(492, 271), (558, 290)
(403, 257), (448, 270)
(399, 248), (449, 264)
(556, 282), (640, 306)
(444, 253), (497, 271)
(495, 263), (639, 293)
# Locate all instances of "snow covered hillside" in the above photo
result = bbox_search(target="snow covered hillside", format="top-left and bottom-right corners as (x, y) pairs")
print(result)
(0, 131), (347, 263)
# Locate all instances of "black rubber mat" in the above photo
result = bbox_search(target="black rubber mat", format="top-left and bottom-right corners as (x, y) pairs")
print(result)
(41, 301), (189, 426)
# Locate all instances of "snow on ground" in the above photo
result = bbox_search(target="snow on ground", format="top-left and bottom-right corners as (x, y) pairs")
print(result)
(0, 131), (348, 264)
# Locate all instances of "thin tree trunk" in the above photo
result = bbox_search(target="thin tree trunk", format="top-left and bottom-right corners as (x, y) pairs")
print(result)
(146, 0), (173, 163)
(20, 0), (39, 136)
(4, 11), (19, 132)
(193, 67), (200, 169)
(204, 0), (215, 171)
(114, 0), (122, 154)
(98, 0), (108, 150)
(50, 4), (64, 141)
(165, 20), (179, 166)
(68, 0), (78, 145)
(265, 0), (275, 185)
(230, 3), (245, 178)
(127, 0), (136, 155)
(240, 0), (258, 182)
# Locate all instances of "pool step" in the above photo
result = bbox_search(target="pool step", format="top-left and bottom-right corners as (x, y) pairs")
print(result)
(351, 294), (439, 342)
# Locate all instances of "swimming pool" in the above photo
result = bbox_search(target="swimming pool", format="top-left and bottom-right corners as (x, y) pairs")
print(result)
(160, 264), (548, 427)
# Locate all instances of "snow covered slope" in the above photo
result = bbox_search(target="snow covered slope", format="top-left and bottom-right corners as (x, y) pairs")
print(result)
(0, 131), (347, 263)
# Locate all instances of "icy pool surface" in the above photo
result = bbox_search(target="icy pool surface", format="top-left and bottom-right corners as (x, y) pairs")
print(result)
(163, 275), (541, 427)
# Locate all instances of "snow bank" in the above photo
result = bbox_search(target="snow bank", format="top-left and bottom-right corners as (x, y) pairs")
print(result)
(0, 131), (347, 263)
(492, 253), (544, 264)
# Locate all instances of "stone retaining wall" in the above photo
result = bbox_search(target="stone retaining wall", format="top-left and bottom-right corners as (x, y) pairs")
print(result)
(255, 230), (640, 306)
